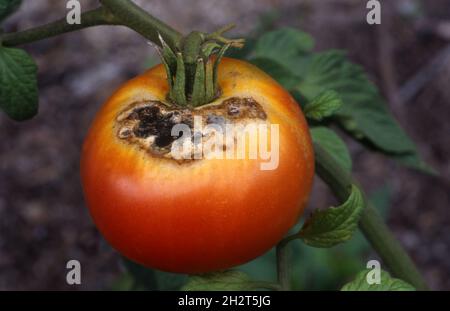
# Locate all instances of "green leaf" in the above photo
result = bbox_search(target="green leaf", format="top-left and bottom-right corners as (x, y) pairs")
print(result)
(341, 269), (415, 291)
(297, 50), (416, 154)
(0, 0), (21, 22)
(0, 47), (38, 120)
(340, 102), (415, 154)
(304, 90), (343, 121)
(247, 30), (429, 173)
(253, 28), (314, 68)
(392, 152), (437, 175)
(300, 184), (364, 248)
(250, 57), (301, 89)
(182, 271), (259, 291)
(310, 127), (352, 172)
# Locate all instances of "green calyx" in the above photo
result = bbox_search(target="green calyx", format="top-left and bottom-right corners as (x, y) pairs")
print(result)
(157, 25), (244, 107)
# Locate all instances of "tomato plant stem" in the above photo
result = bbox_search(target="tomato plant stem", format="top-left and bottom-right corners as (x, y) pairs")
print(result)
(276, 239), (292, 290)
(314, 143), (429, 290)
(1, 7), (119, 47)
(1, 2), (182, 49)
(99, 0), (182, 50)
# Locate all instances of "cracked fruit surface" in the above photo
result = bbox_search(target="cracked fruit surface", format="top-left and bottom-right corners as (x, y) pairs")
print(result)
(80, 57), (314, 273)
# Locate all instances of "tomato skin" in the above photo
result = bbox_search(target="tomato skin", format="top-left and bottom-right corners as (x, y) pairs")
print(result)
(81, 57), (314, 273)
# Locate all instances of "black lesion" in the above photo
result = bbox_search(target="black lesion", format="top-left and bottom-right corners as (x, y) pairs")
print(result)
(131, 106), (161, 138)
(118, 97), (267, 152)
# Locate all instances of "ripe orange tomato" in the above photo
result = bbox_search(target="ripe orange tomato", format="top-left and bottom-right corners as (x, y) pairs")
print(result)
(81, 57), (314, 273)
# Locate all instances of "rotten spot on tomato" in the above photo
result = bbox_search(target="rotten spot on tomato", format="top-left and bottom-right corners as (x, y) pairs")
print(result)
(115, 97), (267, 161)
(222, 97), (267, 120)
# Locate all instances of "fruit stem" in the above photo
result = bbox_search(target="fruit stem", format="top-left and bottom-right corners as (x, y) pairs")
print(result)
(98, 0), (243, 107)
(314, 143), (429, 290)
(159, 29), (241, 107)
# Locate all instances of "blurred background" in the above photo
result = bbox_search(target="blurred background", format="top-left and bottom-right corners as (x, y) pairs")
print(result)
(0, 0), (449, 290)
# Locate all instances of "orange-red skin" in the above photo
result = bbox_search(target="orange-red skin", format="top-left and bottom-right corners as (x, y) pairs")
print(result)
(81, 57), (314, 273)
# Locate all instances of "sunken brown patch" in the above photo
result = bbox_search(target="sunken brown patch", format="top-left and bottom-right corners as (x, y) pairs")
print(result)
(115, 97), (267, 159)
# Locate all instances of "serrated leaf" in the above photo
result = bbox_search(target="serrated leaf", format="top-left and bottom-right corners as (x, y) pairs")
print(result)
(304, 90), (343, 121)
(341, 269), (415, 291)
(253, 27), (314, 68)
(0, 0), (21, 22)
(0, 47), (38, 120)
(250, 57), (301, 89)
(300, 184), (364, 248)
(182, 271), (257, 291)
(297, 50), (417, 154)
(341, 102), (415, 154)
(310, 127), (352, 172)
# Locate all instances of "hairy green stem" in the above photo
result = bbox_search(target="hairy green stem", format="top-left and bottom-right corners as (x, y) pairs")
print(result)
(276, 239), (291, 290)
(1, 2), (182, 49)
(314, 143), (428, 290)
(99, 0), (182, 50)
(1, 7), (118, 47)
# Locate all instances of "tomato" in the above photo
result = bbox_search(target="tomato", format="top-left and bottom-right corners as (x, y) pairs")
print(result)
(80, 57), (314, 273)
